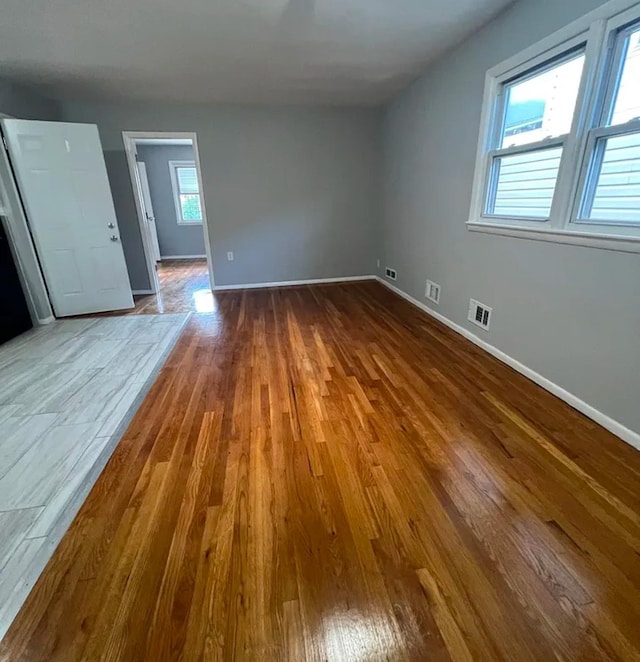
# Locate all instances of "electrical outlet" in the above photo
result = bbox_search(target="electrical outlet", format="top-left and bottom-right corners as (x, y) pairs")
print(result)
(227, 251), (234, 261)
(385, 267), (397, 281)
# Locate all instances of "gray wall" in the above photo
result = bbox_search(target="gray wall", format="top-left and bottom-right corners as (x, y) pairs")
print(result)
(0, 78), (60, 120)
(381, 0), (640, 436)
(59, 101), (382, 290)
(103, 150), (151, 291)
(137, 144), (206, 259)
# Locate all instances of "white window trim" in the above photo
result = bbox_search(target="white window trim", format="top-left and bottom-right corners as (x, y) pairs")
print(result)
(468, 0), (640, 253)
(169, 160), (203, 226)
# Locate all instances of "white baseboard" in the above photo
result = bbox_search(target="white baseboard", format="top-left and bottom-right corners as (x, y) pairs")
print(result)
(214, 275), (377, 291)
(132, 289), (155, 295)
(160, 255), (207, 260)
(37, 315), (55, 325)
(376, 277), (640, 452)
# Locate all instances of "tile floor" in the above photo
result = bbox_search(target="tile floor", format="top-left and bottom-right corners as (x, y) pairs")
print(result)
(0, 313), (189, 640)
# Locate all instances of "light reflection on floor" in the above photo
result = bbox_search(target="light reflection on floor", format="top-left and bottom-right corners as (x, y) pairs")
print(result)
(192, 289), (216, 313)
(130, 260), (216, 315)
(323, 612), (399, 662)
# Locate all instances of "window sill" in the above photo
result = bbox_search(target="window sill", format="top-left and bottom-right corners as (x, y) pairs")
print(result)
(177, 221), (203, 226)
(467, 221), (640, 254)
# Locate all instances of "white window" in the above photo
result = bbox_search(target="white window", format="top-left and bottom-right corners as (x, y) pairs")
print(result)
(169, 160), (203, 225)
(469, 0), (640, 253)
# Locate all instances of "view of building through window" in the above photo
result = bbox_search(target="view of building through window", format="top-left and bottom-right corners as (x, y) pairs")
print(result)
(502, 53), (585, 148)
(610, 27), (640, 125)
(584, 27), (640, 223)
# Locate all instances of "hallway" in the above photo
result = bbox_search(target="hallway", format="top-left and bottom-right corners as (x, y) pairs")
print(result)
(133, 259), (214, 315)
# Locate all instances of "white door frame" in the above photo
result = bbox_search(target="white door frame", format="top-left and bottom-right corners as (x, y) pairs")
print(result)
(0, 146), (54, 324)
(1, 114), (55, 324)
(136, 161), (161, 263)
(122, 131), (215, 294)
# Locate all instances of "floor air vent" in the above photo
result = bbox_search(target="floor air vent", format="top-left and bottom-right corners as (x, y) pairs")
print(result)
(468, 299), (492, 330)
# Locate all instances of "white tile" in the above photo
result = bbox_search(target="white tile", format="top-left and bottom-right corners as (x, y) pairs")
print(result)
(128, 322), (180, 344)
(41, 334), (103, 364)
(0, 405), (22, 424)
(0, 508), (43, 573)
(81, 316), (143, 340)
(96, 382), (147, 438)
(0, 536), (51, 641)
(134, 330), (183, 384)
(49, 318), (100, 336)
(0, 423), (99, 510)
(0, 327), (50, 364)
(102, 342), (158, 376)
(6, 332), (78, 362)
(28, 435), (123, 547)
(11, 368), (100, 415)
(0, 414), (59, 480)
(25, 433), (111, 539)
(155, 313), (190, 326)
(1, 362), (70, 405)
(67, 339), (123, 370)
(0, 361), (51, 404)
(54, 373), (130, 426)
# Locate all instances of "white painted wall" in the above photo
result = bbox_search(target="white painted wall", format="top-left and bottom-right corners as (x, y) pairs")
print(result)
(381, 0), (640, 437)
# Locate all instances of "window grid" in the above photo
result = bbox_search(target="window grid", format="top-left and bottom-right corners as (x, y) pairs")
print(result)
(575, 21), (640, 225)
(483, 49), (586, 221)
(469, 0), (640, 252)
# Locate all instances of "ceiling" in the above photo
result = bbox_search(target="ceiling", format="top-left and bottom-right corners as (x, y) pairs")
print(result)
(0, 0), (514, 106)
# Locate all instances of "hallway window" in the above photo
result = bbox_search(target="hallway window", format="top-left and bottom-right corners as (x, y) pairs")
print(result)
(169, 160), (203, 224)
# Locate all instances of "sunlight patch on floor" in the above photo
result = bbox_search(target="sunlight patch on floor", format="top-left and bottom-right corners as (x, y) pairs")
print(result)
(192, 289), (216, 313)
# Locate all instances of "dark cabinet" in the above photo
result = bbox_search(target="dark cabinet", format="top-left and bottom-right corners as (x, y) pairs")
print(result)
(0, 221), (32, 345)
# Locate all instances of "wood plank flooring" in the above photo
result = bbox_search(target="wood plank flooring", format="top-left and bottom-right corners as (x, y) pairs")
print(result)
(2, 281), (639, 661)
(132, 259), (213, 314)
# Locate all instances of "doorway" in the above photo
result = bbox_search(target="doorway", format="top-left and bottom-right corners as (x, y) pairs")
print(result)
(123, 132), (216, 313)
(2, 119), (134, 319)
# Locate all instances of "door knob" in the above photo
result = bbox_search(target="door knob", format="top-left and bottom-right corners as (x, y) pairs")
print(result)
(107, 222), (115, 229)
(110, 235), (119, 242)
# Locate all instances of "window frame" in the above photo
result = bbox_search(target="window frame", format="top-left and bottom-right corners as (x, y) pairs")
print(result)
(572, 15), (640, 227)
(468, 0), (640, 253)
(483, 47), (586, 223)
(169, 160), (203, 226)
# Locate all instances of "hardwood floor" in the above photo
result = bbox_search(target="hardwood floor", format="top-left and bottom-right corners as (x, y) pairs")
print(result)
(2, 281), (639, 661)
(132, 259), (213, 314)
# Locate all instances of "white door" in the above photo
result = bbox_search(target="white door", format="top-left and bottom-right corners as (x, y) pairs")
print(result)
(1, 120), (134, 317)
(136, 161), (161, 262)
